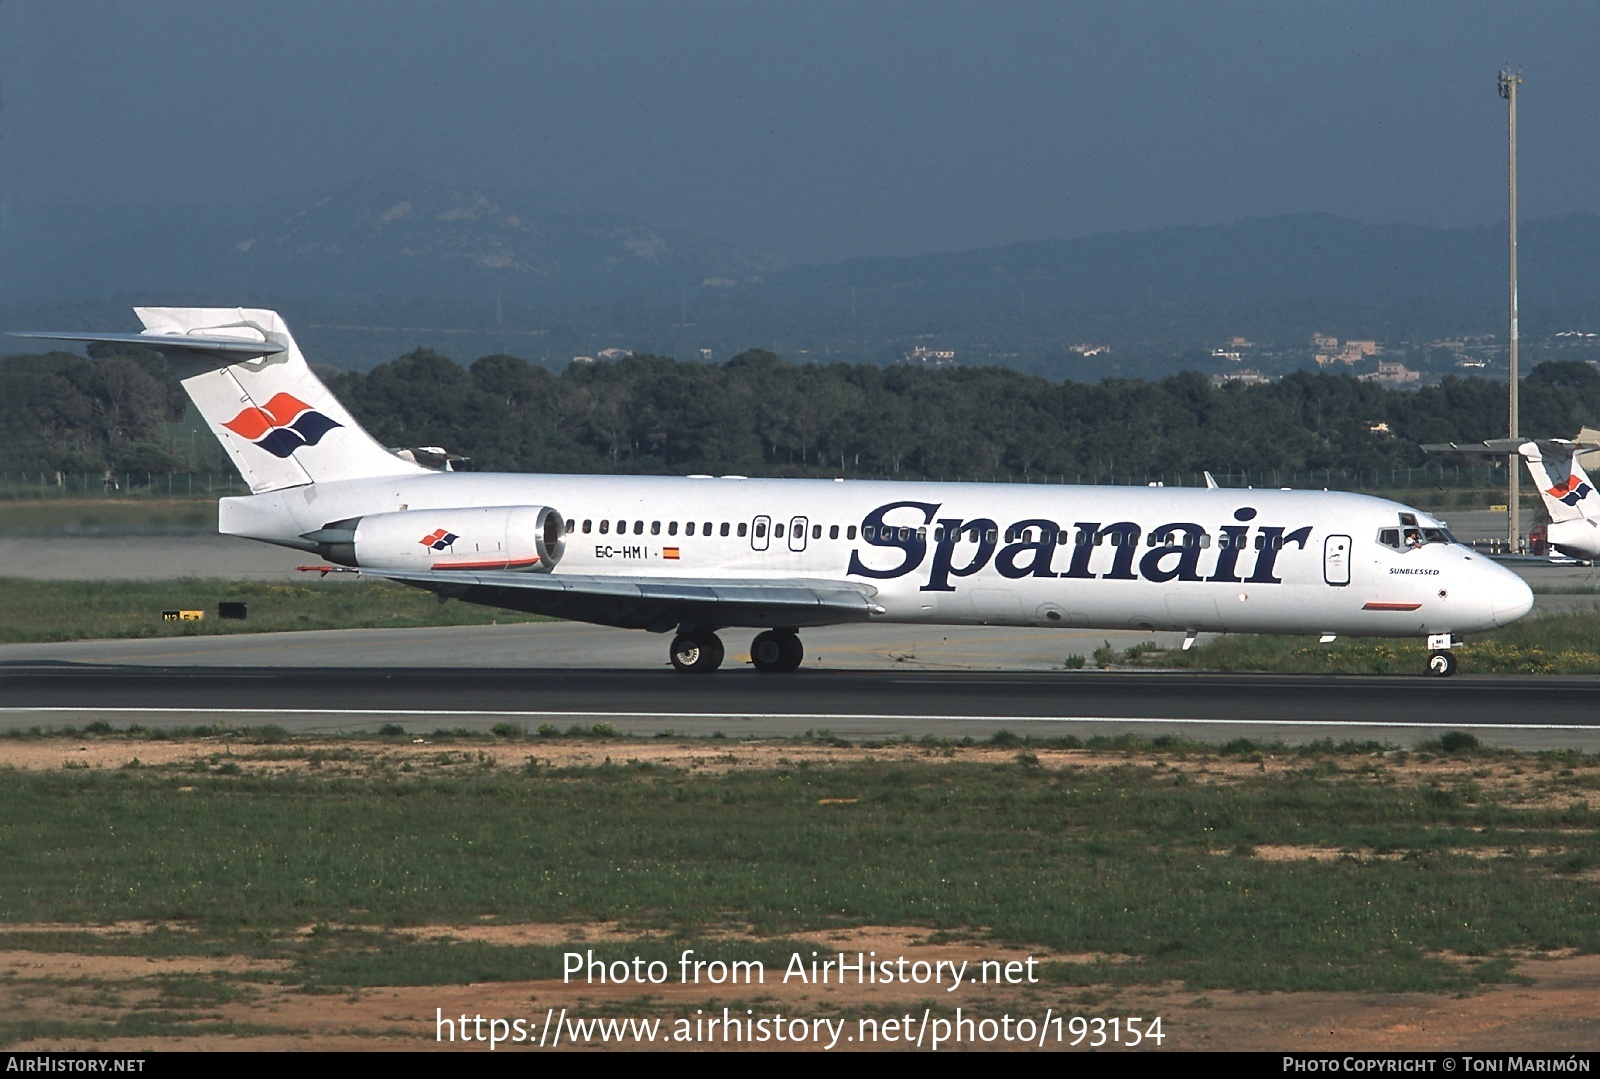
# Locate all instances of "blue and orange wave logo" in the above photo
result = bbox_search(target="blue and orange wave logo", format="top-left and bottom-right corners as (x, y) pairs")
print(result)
(222, 393), (341, 458)
(1547, 474), (1594, 507)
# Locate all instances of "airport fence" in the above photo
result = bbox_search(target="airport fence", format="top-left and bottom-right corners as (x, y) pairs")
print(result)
(0, 472), (247, 499)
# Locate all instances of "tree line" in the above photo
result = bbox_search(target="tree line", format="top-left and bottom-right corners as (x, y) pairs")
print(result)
(4, 341), (1599, 483)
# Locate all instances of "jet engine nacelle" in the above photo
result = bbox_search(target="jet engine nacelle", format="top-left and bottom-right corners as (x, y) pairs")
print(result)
(303, 505), (565, 572)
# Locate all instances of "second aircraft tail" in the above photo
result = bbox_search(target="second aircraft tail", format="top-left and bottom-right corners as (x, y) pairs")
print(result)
(1520, 440), (1600, 523)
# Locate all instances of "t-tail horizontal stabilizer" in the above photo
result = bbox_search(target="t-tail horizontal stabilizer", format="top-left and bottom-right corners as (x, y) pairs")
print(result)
(11, 308), (426, 494)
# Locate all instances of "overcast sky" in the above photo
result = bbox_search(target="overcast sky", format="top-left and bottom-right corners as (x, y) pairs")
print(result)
(2, 1), (1597, 264)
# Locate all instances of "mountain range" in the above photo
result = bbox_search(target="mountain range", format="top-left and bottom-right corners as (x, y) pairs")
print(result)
(5, 172), (1598, 372)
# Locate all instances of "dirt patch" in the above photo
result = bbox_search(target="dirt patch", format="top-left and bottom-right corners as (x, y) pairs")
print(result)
(0, 951), (289, 979)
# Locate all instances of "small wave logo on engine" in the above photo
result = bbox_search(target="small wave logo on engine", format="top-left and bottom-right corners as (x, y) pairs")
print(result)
(420, 529), (459, 552)
(221, 393), (342, 458)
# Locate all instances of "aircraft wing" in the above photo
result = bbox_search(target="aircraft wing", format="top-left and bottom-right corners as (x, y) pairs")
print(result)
(360, 568), (884, 633)
(1422, 438), (1600, 455)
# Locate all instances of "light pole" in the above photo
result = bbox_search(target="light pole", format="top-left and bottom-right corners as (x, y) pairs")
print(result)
(1499, 65), (1522, 551)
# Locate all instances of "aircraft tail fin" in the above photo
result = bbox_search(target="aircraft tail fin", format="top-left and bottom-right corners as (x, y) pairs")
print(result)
(1520, 440), (1600, 523)
(15, 308), (426, 494)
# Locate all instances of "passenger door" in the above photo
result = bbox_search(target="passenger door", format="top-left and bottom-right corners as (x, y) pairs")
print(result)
(1323, 534), (1351, 586)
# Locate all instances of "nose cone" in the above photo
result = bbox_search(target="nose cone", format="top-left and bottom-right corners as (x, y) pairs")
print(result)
(1489, 566), (1534, 626)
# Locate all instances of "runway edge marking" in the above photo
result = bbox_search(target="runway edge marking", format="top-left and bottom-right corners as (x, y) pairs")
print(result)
(1, 707), (1594, 731)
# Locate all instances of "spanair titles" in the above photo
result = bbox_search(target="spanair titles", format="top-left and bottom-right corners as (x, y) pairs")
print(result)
(846, 502), (1310, 588)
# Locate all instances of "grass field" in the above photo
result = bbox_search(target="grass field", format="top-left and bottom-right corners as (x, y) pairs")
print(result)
(1, 731), (1597, 1047)
(1079, 609), (1600, 675)
(0, 578), (551, 644)
(0, 497), (219, 536)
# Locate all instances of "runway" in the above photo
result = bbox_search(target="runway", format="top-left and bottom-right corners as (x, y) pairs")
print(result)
(4, 658), (1598, 751)
(2, 532), (1597, 750)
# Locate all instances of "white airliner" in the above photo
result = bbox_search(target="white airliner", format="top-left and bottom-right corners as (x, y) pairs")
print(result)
(1424, 437), (1600, 561)
(16, 308), (1534, 677)
(1519, 441), (1600, 560)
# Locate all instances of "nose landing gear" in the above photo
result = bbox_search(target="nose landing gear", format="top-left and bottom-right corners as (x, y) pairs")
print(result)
(1425, 633), (1457, 677)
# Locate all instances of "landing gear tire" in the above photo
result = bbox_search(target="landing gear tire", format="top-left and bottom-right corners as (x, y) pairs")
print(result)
(750, 629), (804, 673)
(1427, 650), (1457, 678)
(670, 631), (724, 673)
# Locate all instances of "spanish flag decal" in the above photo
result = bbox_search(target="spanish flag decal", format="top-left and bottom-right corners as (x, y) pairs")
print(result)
(663, 547), (681, 560)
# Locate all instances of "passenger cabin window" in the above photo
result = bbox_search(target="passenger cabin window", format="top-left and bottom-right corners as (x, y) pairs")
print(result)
(668, 521), (678, 536)
(773, 523), (783, 539)
(685, 522), (695, 536)
(737, 523), (748, 537)
(582, 520), (592, 534)
(847, 526), (857, 540)
(599, 520), (609, 535)
(755, 522), (767, 539)
(651, 521), (661, 535)
(829, 525), (839, 539)
(633, 521), (644, 535)
(813, 524), (822, 540)
(720, 523), (731, 537)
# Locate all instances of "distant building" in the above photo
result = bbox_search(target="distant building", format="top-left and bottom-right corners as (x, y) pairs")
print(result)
(1359, 361), (1420, 386)
(1211, 349), (1243, 362)
(1211, 369), (1272, 386)
(699, 348), (714, 361)
(906, 346), (955, 365)
(596, 348), (633, 362)
(1313, 335), (1380, 366)
(1069, 343), (1110, 357)
(571, 355), (596, 365)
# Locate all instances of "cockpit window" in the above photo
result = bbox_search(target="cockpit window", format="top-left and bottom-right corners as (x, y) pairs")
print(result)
(1379, 518), (1459, 549)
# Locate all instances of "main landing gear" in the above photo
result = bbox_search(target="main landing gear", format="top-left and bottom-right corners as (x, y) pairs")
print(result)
(1426, 633), (1457, 678)
(750, 629), (804, 673)
(669, 630), (724, 673)
(667, 628), (804, 673)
